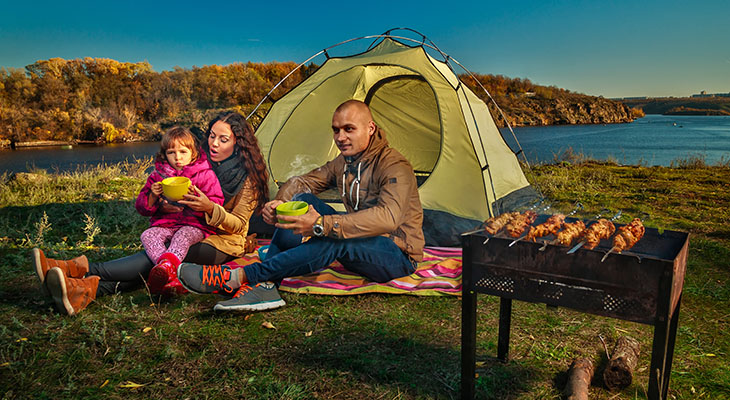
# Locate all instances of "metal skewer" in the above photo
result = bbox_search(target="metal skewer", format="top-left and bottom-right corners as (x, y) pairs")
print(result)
(601, 246), (618, 262)
(567, 210), (622, 254)
(507, 203), (554, 247)
(600, 212), (649, 262)
(533, 203), (586, 251)
(481, 200), (549, 245)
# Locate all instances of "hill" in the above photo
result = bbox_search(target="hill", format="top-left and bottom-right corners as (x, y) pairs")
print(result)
(1, 58), (640, 146)
(620, 96), (730, 115)
(462, 74), (641, 127)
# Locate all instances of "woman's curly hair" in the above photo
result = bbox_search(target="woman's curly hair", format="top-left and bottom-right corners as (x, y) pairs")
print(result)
(207, 112), (269, 213)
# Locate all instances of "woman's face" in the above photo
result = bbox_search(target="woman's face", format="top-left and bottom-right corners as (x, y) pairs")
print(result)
(208, 121), (236, 162)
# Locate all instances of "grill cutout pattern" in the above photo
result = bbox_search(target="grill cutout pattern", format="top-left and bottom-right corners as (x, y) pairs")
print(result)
(540, 284), (563, 300)
(475, 275), (514, 293)
(603, 294), (644, 314)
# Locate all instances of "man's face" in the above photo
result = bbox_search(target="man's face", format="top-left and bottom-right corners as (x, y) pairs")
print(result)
(331, 106), (375, 157)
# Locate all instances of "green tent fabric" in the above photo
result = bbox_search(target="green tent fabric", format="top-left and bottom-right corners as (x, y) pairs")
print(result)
(254, 37), (539, 237)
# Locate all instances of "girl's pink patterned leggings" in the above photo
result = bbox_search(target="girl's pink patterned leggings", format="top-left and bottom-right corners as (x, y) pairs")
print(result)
(140, 225), (205, 264)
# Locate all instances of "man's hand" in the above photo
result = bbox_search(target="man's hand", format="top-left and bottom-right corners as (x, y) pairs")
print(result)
(275, 206), (321, 236)
(179, 185), (215, 215)
(262, 200), (284, 225)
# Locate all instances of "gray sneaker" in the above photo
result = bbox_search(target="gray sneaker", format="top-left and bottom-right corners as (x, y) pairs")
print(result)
(213, 282), (285, 311)
(178, 263), (236, 295)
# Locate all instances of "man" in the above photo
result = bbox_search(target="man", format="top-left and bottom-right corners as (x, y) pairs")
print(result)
(178, 100), (424, 311)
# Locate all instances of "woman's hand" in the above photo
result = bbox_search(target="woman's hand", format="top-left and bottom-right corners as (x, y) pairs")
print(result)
(261, 200), (284, 225)
(178, 185), (215, 215)
(275, 206), (321, 236)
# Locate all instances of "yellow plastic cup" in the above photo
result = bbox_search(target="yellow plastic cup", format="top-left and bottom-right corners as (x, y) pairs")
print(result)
(161, 177), (191, 201)
(276, 201), (309, 223)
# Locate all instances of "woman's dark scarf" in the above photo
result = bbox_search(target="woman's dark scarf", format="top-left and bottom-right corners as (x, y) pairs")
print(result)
(205, 146), (247, 204)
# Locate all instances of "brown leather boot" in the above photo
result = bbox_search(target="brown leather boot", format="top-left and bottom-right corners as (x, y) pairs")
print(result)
(45, 267), (100, 316)
(33, 248), (89, 296)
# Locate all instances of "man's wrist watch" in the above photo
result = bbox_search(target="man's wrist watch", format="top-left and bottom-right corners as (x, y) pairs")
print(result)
(312, 216), (325, 237)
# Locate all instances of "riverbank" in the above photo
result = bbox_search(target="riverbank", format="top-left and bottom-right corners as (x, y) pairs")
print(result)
(0, 139), (155, 150)
(1, 159), (728, 399)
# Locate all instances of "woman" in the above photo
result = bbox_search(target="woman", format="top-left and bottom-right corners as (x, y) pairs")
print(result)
(32, 111), (269, 316)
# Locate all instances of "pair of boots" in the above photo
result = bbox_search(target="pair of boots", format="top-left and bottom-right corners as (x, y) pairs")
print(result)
(32, 248), (99, 316)
(148, 252), (188, 296)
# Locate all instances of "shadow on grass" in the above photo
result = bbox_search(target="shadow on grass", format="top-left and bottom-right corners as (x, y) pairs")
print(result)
(285, 319), (539, 399)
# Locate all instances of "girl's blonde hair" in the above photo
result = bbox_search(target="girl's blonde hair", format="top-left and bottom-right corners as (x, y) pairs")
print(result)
(156, 126), (199, 165)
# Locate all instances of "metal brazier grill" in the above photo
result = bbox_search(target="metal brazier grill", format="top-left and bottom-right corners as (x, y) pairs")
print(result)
(460, 215), (689, 400)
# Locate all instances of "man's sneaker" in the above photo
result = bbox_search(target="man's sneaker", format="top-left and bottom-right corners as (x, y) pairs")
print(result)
(213, 282), (285, 312)
(178, 263), (235, 294)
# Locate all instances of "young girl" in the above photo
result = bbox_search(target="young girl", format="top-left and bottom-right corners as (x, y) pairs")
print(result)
(135, 126), (224, 295)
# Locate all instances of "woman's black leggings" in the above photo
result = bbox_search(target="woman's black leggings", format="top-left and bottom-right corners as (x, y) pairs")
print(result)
(89, 243), (235, 296)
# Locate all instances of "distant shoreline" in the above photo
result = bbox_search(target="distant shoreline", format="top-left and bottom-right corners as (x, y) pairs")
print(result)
(1, 139), (154, 150)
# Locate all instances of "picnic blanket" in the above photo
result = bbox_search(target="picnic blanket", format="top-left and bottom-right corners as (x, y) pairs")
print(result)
(229, 241), (462, 296)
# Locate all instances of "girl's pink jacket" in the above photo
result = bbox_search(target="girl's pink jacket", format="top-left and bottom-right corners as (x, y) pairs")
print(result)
(135, 151), (224, 235)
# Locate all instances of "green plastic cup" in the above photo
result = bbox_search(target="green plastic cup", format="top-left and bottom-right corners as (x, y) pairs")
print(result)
(276, 201), (309, 223)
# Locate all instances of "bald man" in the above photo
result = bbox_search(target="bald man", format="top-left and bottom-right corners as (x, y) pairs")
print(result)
(179, 100), (424, 311)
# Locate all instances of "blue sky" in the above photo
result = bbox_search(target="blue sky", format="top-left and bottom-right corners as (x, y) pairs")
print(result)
(1, 0), (728, 98)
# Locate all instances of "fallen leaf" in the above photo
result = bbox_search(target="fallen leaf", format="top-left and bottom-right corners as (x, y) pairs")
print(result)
(15, 338), (28, 342)
(615, 328), (629, 334)
(142, 327), (152, 333)
(0, 362), (9, 367)
(119, 381), (146, 388)
(305, 330), (313, 337)
(100, 379), (109, 388)
(475, 361), (485, 367)
(261, 321), (276, 330)
(704, 353), (716, 357)
(244, 314), (252, 321)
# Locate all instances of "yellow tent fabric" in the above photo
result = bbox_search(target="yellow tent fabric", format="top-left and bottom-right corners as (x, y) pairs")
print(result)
(255, 38), (535, 222)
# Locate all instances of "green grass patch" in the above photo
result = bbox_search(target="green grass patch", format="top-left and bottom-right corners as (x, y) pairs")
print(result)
(1, 158), (729, 399)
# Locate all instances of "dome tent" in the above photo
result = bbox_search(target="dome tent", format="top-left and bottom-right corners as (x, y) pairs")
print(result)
(249, 29), (541, 245)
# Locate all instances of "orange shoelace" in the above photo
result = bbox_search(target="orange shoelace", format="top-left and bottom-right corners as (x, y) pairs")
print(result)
(201, 265), (233, 293)
(233, 284), (253, 298)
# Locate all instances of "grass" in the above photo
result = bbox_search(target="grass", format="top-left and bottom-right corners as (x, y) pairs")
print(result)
(1, 157), (729, 399)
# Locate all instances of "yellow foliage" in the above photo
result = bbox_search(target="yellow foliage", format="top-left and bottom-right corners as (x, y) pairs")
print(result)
(102, 122), (119, 142)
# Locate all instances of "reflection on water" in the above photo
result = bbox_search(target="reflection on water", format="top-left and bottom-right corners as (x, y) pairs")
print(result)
(0, 142), (160, 174)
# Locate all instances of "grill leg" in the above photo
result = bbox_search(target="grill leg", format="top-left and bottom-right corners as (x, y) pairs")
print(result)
(649, 313), (671, 399)
(498, 297), (512, 361)
(461, 290), (477, 400)
(662, 294), (682, 399)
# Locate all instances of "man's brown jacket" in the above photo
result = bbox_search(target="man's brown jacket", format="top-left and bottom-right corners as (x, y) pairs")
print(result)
(275, 126), (425, 262)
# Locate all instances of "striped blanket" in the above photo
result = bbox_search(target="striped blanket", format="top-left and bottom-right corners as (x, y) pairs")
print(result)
(229, 241), (462, 296)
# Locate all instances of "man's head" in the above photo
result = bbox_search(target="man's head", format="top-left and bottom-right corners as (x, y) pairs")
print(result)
(332, 100), (376, 157)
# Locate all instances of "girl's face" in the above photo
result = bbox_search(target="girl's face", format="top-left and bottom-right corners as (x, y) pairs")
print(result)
(165, 140), (194, 170)
(208, 121), (236, 162)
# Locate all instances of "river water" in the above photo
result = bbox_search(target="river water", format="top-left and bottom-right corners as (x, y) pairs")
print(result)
(504, 114), (730, 166)
(1, 115), (729, 174)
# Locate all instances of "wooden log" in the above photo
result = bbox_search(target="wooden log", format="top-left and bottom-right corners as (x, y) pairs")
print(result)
(564, 358), (594, 400)
(603, 336), (641, 391)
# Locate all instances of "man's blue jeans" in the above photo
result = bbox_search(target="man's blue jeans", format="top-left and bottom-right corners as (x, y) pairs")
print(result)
(244, 193), (416, 284)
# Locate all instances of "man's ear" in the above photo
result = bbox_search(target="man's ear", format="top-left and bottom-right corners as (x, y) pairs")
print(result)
(368, 121), (376, 136)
